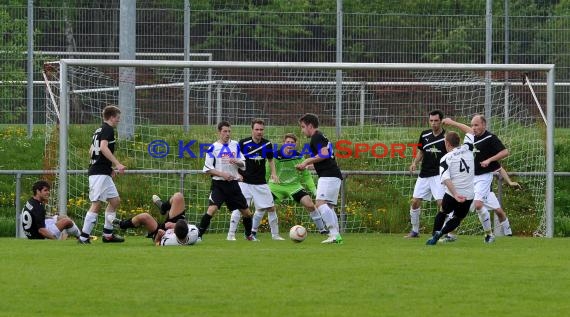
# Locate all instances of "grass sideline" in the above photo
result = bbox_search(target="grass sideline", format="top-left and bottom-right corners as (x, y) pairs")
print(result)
(1, 234), (569, 316)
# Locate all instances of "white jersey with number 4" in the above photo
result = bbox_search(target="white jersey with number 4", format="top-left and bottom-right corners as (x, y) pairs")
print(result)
(439, 133), (475, 199)
(159, 224), (199, 246)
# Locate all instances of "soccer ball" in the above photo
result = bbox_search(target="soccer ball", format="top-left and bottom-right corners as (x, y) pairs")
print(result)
(289, 225), (307, 243)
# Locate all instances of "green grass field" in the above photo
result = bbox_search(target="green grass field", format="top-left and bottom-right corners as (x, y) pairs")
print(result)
(1, 233), (569, 317)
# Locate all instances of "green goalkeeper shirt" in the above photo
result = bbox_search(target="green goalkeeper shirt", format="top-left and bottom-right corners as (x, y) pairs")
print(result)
(266, 153), (316, 196)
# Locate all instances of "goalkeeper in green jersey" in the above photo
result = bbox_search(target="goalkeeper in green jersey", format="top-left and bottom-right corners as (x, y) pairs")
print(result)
(227, 133), (328, 239)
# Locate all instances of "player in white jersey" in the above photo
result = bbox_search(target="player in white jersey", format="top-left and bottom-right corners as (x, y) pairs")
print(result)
(443, 116), (511, 243)
(426, 131), (475, 245)
(439, 167), (520, 242)
(198, 121), (256, 241)
(156, 221), (199, 246)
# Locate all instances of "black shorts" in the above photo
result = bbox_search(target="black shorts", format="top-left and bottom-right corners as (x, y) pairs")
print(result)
(291, 188), (310, 203)
(209, 180), (248, 211)
(158, 211), (187, 231)
(441, 194), (473, 220)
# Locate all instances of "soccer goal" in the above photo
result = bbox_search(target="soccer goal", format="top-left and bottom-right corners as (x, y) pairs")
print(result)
(43, 60), (555, 238)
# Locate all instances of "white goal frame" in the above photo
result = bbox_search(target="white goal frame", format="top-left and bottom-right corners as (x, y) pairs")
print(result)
(56, 59), (556, 237)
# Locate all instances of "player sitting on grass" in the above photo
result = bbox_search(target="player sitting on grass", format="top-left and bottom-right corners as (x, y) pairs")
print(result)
(109, 192), (199, 246)
(22, 180), (82, 240)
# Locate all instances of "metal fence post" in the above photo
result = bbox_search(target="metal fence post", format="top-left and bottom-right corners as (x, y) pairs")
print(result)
(340, 175), (347, 233)
(15, 173), (22, 238)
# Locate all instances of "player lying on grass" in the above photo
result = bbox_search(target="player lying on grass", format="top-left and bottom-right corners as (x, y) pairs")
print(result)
(227, 133), (329, 240)
(22, 180), (82, 240)
(109, 192), (199, 246)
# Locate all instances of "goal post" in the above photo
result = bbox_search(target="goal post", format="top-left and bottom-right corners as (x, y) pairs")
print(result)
(51, 59), (555, 237)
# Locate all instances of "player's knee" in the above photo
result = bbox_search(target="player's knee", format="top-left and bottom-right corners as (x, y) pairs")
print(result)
(240, 208), (252, 217)
(258, 207), (273, 213)
(172, 192), (184, 202)
(474, 200), (484, 210)
(411, 198), (421, 209)
(60, 217), (73, 228)
(109, 197), (121, 209)
(315, 200), (326, 208)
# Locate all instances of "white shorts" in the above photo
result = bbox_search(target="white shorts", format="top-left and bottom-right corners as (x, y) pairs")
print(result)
(470, 191), (502, 211)
(474, 173), (493, 202)
(89, 175), (119, 202)
(238, 182), (274, 209)
(45, 217), (62, 240)
(412, 175), (445, 201)
(315, 177), (342, 205)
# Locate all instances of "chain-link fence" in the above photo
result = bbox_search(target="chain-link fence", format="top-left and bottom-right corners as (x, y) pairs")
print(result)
(1, 2), (570, 127)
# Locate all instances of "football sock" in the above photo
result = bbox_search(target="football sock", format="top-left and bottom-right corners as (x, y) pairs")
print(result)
(119, 218), (135, 230)
(103, 211), (116, 238)
(242, 215), (253, 236)
(317, 204), (339, 236)
(442, 212), (453, 227)
(476, 206), (492, 233)
(501, 218), (512, 235)
(433, 212), (447, 234)
(268, 211), (279, 235)
(80, 211), (98, 241)
(410, 207), (421, 233)
(441, 215), (462, 235)
(309, 210), (326, 232)
(146, 228), (159, 239)
(160, 201), (172, 214)
(252, 210), (265, 232)
(198, 213), (212, 237)
(228, 209), (241, 235)
(66, 223), (81, 238)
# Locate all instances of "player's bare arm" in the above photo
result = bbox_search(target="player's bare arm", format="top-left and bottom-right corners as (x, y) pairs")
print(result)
(442, 179), (466, 203)
(442, 118), (473, 134)
(206, 169), (233, 181)
(268, 158), (279, 183)
(409, 150), (423, 173)
(480, 148), (510, 168)
(499, 167), (522, 189)
(297, 146), (328, 170)
(154, 229), (165, 246)
(99, 139), (126, 174)
(229, 157), (244, 168)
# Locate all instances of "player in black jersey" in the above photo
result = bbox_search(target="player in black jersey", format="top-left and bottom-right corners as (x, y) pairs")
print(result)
(78, 105), (126, 244)
(22, 180), (81, 240)
(443, 115), (511, 243)
(406, 110), (447, 238)
(227, 119), (283, 241)
(296, 113), (344, 244)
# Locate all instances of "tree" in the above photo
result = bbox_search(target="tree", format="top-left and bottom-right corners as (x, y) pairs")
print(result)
(0, 7), (27, 123)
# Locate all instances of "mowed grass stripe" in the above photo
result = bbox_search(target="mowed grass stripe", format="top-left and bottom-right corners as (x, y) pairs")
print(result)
(1, 234), (569, 317)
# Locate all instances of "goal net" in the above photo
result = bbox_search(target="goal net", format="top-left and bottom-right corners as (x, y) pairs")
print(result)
(43, 60), (553, 238)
